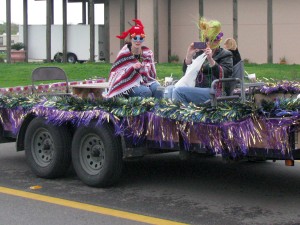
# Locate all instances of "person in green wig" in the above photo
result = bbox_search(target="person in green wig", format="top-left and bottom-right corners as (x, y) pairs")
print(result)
(171, 18), (233, 105)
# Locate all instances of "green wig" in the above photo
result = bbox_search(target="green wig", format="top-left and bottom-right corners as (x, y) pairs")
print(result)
(198, 18), (223, 48)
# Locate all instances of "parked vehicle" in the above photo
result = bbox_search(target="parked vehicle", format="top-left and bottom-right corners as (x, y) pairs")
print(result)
(19, 24), (106, 63)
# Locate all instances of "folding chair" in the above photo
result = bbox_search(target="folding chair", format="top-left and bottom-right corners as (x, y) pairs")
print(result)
(31, 67), (70, 94)
(230, 60), (245, 92)
(209, 60), (264, 107)
(209, 77), (245, 107)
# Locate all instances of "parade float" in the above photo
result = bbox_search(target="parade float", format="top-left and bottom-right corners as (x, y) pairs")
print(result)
(0, 78), (300, 187)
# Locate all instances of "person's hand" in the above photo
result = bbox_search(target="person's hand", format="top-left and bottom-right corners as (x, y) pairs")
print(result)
(133, 62), (142, 70)
(187, 42), (200, 55)
(204, 46), (215, 67)
(204, 46), (213, 58)
(185, 43), (200, 64)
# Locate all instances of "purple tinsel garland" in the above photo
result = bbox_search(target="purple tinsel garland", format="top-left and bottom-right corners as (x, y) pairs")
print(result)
(0, 104), (298, 157)
(116, 114), (147, 144)
(145, 113), (267, 155)
(261, 117), (294, 154)
(32, 105), (113, 128)
(146, 112), (179, 148)
(259, 82), (300, 95)
(0, 108), (29, 135)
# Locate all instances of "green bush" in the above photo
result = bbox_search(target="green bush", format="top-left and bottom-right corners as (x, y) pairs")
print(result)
(11, 42), (25, 50)
(0, 52), (6, 63)
(169, 54), (179, 63)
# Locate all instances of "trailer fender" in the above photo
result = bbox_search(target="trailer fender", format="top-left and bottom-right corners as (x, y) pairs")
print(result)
(16, 114), (36, 152)
(0, 122), (15, 143)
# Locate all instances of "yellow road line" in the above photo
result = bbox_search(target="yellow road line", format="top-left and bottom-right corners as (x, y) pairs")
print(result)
(0, 186), (188, 225)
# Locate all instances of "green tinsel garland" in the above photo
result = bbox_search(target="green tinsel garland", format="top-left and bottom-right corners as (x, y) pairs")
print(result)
(0, 94), (257, 123)
(0, 95), (41, 110)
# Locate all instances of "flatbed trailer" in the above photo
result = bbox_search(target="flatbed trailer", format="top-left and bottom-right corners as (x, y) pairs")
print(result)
(0, 81), (300, 187)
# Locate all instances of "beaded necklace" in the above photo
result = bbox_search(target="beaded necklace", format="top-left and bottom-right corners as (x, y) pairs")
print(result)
(196, 63), (212, 85)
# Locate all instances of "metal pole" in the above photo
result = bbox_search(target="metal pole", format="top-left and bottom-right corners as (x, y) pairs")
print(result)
(51, 0), (54, 24)
(46, 0), (52, 62)
(62, 0), (67, 63)
(199, 0), (204, 17)
(134, 0), (137, 18)
(168, 0), (171, 62)
(89, 0), (95, 62)
(153, 0), (159, 62)
(267, 0), (273, 63)
(82, 0), (87, 24)
(6, 0), (11, 63)
(233, 0), (238, 43)
(104, 0), (110, 63)
(120, 0), (125, 48)
(23, 0), (28, 62)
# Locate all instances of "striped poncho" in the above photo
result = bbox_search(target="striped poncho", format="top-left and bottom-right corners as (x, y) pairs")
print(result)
(104, 44), (157, 98)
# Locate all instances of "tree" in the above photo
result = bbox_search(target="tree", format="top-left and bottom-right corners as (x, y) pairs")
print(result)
(0, 23), (19, 35)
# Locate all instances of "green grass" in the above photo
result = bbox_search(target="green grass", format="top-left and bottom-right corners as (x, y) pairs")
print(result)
(245, 63), (300, 82)
(0, 62), (299, 88)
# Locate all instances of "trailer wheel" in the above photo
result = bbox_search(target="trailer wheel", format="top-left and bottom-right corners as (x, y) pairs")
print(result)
(72, 122), (123, 187)
(67, 53), (77, 63)
(53, 52), (63, 63)
(25, 117), (72, 179)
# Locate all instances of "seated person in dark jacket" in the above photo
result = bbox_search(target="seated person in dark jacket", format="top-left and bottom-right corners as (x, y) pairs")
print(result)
(224, 38), (241, 66)
(172, 18), (233, 105)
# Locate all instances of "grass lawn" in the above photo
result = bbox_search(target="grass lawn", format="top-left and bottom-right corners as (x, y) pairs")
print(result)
(0, 62), (299, 88)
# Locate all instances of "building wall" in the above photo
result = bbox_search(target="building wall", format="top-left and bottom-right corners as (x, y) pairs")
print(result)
(273, 0), (300, 64)
(238, 0), (268, 64)
(137, 0), (155, 52)
(170, 0), (199, 63)
(9, 0), (300, 64)
(157, 1), (169, 63)
(107, 0), (300, 64)
(109, 0), (158, 63)
(169, 0), (234, 63)
(108, 0), (121, 62)
(203, 0), (233, 40)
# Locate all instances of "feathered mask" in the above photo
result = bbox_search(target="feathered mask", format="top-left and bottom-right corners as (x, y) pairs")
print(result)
(116, 19), (146, 39)
(198, 18), (223, 48)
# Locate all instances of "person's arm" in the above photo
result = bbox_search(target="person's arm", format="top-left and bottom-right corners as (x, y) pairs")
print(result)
(215, 50), (233, 78)
(142, 48), (157, 79)
(233, 49), (242, 65)
(202, 48), (232, 80)
(182, 43), (200, 73)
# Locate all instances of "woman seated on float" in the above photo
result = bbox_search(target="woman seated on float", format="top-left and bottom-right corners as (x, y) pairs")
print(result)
(104, 19), (162, 99)
(165, 18), (233, 105)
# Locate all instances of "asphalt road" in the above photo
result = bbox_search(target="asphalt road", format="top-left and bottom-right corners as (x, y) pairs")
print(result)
(1, 142), (300, 225)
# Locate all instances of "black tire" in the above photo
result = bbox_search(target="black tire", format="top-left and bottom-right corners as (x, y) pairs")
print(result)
(72, 122), (123, 187)
(67, 53), (77, 63)
(24, 117), (72, 179)
(53, 52), (63, 63)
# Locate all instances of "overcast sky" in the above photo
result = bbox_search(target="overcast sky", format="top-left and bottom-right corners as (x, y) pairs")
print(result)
(0, 0), (104, 25)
